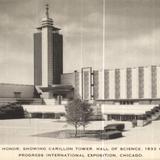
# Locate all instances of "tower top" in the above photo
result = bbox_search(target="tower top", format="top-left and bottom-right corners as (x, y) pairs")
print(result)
(45, 4), (49, 18)
(36, 4), (61, 31)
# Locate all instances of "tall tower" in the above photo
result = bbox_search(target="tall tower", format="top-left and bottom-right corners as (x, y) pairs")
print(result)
(34, 4), (63, 87)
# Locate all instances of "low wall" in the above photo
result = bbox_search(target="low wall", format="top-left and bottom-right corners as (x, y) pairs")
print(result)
(0, 83), (34, 98)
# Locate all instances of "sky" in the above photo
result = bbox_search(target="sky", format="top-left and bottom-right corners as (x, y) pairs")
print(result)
(0, 0), (160, 84)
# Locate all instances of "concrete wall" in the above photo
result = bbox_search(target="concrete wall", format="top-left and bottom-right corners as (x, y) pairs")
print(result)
(82, 68), (92, 100)
(60, 65), (160, 103)
(34, 32), (42, 86)
(53, 33), (63, 84)
(104, 70), (109, 99)
(61, 73), (75, 86)
(132, 68), (139, 99)
(109, 70), (115, 99)
(93, 70), (99, 99)
(34, 30), (63, 86)
(68, 65), (160, 101)
(0, 83), (34, 98)
(41, 27), (51, 87)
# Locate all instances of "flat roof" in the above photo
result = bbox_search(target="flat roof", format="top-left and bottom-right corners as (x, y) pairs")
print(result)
(40, 85), (73, 92)
(23, 105), (65, 113)
(101, 104), (156, 115)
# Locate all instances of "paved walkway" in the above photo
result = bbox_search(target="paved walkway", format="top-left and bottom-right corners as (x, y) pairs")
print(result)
(0, 119), (159, 144)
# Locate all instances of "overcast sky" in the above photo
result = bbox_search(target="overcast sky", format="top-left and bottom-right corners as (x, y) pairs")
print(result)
(0, 0), (160, 84)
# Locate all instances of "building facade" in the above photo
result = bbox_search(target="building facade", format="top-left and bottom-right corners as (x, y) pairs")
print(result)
(33, 5), (73, 102)
(34, 4), (63, 87)
(61, 65), (160, 104)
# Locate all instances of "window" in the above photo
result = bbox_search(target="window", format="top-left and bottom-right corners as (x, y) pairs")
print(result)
(120, 101), (133, 105)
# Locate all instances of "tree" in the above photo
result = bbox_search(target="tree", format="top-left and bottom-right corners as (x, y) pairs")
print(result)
(65, 99), (82, 137)
(80, 101), (93, 133)
(65, 99), (93, 136)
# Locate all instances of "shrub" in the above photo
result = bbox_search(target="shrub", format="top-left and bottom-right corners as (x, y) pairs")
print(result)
(0, 103), (24, 119)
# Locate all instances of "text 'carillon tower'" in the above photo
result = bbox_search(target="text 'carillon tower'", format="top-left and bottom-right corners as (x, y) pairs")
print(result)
(34, 4), (63, 87)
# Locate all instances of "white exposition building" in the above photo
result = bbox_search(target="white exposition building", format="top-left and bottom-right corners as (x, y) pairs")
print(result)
(0, 4), (159, 123)
(34, 4), (73, 103)
(32, 5), (160, 106)
(61, 66), (160, 124)
(0, 5), (159, 109)
(23, 5), (160, 124)
(61, 66), (160, 105)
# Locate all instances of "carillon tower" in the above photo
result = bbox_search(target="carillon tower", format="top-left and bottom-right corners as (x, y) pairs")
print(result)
(34, 4), (63, 87)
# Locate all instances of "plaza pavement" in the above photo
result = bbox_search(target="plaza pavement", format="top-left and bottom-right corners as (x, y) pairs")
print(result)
(0, 119), (159, 144)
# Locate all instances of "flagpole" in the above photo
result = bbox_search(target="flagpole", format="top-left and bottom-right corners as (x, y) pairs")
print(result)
(102, 0), (106, 99)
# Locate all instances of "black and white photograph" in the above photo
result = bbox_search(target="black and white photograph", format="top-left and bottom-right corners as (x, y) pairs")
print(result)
(0, 0), (160, 159)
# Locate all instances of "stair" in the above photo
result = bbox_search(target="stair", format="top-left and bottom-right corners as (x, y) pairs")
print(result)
(43, 98), (57, 105)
